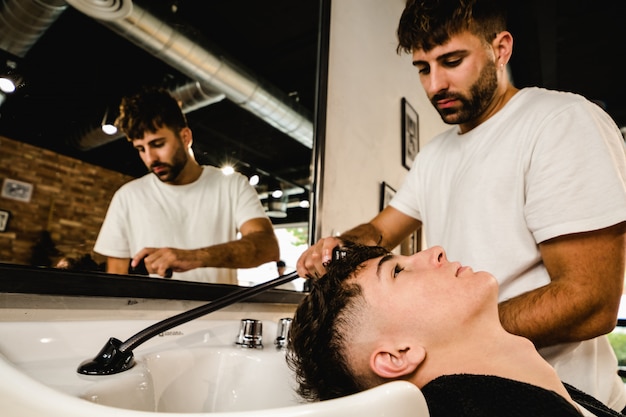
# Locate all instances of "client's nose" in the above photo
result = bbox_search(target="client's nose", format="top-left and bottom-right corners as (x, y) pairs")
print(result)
(423, 245), (446, 265)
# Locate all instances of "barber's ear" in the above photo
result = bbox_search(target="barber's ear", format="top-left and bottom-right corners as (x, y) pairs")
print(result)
(370, 345), (426, 378)
(180, 126), (193, 147)
(493, 30), (513, 67)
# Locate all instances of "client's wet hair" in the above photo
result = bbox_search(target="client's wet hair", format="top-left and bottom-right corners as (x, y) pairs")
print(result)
(286, 241), (390, 401)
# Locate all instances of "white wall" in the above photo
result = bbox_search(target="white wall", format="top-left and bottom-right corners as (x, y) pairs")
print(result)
(318, 0), (447, 239)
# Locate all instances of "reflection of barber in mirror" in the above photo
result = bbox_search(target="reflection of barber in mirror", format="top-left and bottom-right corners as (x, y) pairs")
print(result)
(276, 259), (287, 276)
(94, 87), (280, 284)
(275, 259), (298, 291)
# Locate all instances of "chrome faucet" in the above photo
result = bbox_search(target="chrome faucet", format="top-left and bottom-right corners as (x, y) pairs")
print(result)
(235, 319), (263, 348)
(235, 317), (293, 349)
(274, 317), (292, 349)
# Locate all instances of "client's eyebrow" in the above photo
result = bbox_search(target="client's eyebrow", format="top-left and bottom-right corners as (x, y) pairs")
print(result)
(376, 254), (394, 279)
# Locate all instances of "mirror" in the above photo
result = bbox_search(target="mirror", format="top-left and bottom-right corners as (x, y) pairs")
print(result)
(0, 0), (325, 290)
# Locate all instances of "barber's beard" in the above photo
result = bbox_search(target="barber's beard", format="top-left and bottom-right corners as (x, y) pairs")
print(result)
(150, 146), (188, 183)
(432, 60), (498, 125)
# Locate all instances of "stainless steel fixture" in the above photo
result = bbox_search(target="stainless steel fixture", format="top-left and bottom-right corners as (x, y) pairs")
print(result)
(274, 317), (292, 349)
(235, 318), (263, 348)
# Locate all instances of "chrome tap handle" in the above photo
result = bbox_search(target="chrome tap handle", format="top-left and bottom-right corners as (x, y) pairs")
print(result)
(235, 318), (263, 348)
(274, 317), (293, 348)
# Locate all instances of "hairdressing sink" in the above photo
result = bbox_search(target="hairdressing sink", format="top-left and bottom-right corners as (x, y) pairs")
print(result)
(0, 318), (429, 416)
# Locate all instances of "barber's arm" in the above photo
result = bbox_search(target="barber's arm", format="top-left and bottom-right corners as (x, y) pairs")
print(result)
(296, 206), (421, 278)
(498, 221), (626, 349)
(131, 217), (280, 277)
(211, 217), (280, 268)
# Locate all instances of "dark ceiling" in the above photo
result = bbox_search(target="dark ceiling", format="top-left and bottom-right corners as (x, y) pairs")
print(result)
(0, 0), (321, 225)
(0, 0), (624, 225)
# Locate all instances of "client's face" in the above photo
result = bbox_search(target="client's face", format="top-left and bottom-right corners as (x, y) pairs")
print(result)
(353, 246), (498, 341)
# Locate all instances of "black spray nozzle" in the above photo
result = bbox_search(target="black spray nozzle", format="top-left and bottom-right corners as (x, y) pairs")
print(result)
(77, 337), (135, 375)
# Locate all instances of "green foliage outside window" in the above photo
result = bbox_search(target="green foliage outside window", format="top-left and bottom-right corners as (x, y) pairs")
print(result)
(608, 329), (626, 382)
(286, 227), (308, 247)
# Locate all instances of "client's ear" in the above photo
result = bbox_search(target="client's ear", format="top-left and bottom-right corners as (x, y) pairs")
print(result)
(370, 345), (426, 378)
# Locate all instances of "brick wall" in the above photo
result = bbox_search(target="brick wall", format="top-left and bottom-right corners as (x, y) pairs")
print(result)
(0, 136), (133, 266)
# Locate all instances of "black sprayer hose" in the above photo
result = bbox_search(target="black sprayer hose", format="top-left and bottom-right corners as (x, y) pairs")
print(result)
(120, 271), (300, 352)
(77, 271), (301, 375)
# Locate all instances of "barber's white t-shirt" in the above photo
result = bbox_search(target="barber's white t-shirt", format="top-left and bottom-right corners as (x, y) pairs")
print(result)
(391, 87), (626, 410)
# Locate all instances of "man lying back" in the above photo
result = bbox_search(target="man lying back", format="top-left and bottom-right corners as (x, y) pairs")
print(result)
(287, 242), (624, 417)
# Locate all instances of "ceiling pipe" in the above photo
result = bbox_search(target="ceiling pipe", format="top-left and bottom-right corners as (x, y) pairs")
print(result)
(0, 0), (67, 111)
(66, 0), (314, 149)
(174, 81), (226, 114)
(0, 0), (313, 149)
(0, 0), (310, 211)
(0, 0), (68, 58)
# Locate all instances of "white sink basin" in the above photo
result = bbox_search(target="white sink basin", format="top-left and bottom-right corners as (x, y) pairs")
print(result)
(0, 319), (429, 416)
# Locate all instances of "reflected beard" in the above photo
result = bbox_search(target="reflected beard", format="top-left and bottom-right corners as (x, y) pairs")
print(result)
(150, 147), (188, 183)
(432, 60), (499, 125)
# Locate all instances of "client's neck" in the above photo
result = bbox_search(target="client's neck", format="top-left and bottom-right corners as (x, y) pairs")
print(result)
(414, 325), (578, 409)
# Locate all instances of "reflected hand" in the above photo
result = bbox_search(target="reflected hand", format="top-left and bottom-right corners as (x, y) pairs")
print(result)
(131, 247), (198, 278)
(296, 236), (343, 279)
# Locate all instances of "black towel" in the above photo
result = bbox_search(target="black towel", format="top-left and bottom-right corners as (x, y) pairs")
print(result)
(421, 374), (623, 417)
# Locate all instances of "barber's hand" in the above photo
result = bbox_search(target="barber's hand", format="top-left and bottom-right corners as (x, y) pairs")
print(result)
(296, 236), (343, 279)
(131, 247), (199, 278)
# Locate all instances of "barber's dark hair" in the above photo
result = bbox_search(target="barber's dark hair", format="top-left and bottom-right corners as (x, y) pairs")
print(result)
(397, 0), (508, 54)
(286, 242), (390, 401)
(115, 87), (188, 141)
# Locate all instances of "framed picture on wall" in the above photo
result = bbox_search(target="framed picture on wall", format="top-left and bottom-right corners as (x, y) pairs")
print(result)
(401, 229), (421, 255)
(0, 209), (10, 232)
(380, 182), (396, 212)
(401, 97), (419, 170)
(1, 178), (34, 203)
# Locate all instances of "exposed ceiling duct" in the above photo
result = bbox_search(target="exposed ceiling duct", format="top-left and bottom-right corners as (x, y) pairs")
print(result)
(66, 0), (314, 149)
(0, 0), (314, 149)
(0, 0), (68, 109)
(0, 0), (68, 58)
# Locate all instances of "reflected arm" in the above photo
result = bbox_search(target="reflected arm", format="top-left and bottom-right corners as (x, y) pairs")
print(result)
(194, 217), (280, 269)
(106, 257), (131, 274)
(131, 217), (280, 276)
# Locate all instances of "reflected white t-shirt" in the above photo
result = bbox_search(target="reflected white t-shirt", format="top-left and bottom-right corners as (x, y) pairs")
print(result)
(94, 166), (268, 284)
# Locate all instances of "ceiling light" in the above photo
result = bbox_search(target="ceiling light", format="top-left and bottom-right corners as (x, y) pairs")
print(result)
(101, 123), (117, 135)
(0, 76), (17, 93)
(221, 165), (235, 176)
(249, 174), (260, 186)
(100, 109), (118, 135)
(266, 193), (288, 218)
(0, 57), (24, 94)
